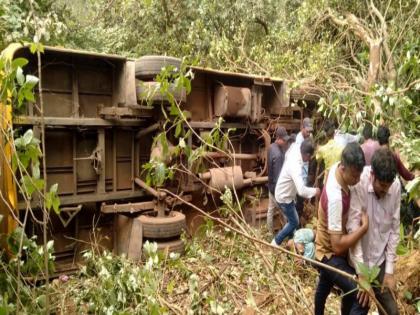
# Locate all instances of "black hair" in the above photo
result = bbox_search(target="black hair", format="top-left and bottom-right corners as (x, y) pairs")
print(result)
(288, 133), (296, 143)
(371, 148), (396, 183)
(341, 142), (365, 172)
(362, 124), (373, 140)
(300, 139), (315, 156)
(323, 119), (336, 138)
(377, 125), (391, 145)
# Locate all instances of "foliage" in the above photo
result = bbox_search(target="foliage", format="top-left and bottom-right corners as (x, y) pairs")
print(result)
(409, 183), (420, 208)
(141, 62), (234, 187)
(0, 0), (68, 49)
(1, 49), (61, 211)
(54, 1), (420, 186)
(73, 244), (167, 314)
(6, 227), (55, 277)
(355, 263), (381, 301)
(143, 159), (175, 187)
(0, 43), (61, 313)
(0, 54), (38, 109)
(0, 228), (55, 314)
(1, 0), (419, 313)
(59, 221), (319, 314)
(3, 1), (418, 172)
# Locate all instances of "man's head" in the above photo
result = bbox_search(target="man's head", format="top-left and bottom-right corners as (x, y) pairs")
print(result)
(301, 117), (313, 139)
(288, 133), (296, 144)
(371, 148), (396, 199)
(300, 138), (315, 162)
(275, 126), (290, 147)
(377, 125), (391, 146)
(323, 119), (336, 139)
(339, 142), (365, 186)
(362, 124), (374, 141)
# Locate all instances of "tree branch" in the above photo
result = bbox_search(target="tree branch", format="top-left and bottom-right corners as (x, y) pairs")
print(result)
(370, 0), (396, 83)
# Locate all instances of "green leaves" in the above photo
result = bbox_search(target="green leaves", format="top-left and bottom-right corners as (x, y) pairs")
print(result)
(77, 248), (166, 314)
(45, 183), (60, 214)
(7, 227), (55, 277)
(396, 224), (410, 256)
(20, 175), (44, 197)
(13, 128), (61, 211)
(29, 42), (44, 54)
(405, 176), (420, 202)
(142, 160), (174, 187)
(13, 129), (43, 198)
(0, 53), (39, 110)
(356, 262), (380, 290)
(11, 58), (28, 69)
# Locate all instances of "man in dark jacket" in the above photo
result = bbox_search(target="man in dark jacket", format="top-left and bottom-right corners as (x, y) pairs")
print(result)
(267, 127), (290, 234)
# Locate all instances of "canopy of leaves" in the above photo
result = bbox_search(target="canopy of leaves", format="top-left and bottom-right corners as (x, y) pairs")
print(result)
(1, 0), (419, 207)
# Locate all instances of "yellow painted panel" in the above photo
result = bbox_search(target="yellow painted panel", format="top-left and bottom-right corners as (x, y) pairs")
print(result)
(0, 103), (18, 237)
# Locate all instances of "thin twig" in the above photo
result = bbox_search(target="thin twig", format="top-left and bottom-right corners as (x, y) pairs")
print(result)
(37, 47), (50, 313)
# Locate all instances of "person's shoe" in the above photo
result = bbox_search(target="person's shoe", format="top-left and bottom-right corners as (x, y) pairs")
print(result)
(271, 239), (279, 248)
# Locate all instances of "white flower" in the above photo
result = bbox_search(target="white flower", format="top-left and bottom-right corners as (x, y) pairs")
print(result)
(169, 252), (180, 260)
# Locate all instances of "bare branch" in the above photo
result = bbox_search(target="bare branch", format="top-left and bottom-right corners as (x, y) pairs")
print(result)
(370, 0), (396, 83)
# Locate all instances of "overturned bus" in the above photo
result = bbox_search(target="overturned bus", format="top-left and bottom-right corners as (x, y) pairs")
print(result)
(0, 45), (318, 273)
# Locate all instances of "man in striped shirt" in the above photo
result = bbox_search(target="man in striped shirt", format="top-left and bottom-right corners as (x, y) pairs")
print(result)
(347, 148), (400, 315)
(314, 143), (369, 315)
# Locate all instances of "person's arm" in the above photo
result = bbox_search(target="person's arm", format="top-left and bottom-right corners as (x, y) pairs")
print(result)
(330, 214), (368, 256)
(267, 147), (275, 193)
(394, 153), (414, 181)
(327, 185), (368, 255)
(275, 151), (285, 182)
(346, 187), (365, 267)
(290, 161), (318, 199)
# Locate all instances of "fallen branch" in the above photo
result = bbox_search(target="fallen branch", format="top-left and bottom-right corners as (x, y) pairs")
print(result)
(161, 189), (390, 314)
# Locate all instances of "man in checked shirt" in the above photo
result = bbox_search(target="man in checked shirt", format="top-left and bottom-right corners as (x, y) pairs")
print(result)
(347, 148), (401, 315)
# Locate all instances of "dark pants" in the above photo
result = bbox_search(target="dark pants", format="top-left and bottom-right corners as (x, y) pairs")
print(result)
(373, 262), (399, 315)
(274, 201), (299, 245)
(296, 195), (304, 218)
(314, 256), (369, 315)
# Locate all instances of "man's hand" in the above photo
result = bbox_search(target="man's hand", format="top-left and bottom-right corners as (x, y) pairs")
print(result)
(296, 257), (304, 266)
(357, 289), (371, 308)
(315, 187), (321, 197)
(357, 273), (372, 308)
(382, 273), (396, 292)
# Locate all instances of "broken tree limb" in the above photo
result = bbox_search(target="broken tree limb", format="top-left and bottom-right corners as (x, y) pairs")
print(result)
(326, 8), (383, 92)
(134, 177), (166, 200)
(160, 189), (356, 280)
(161, 189), (390, 315)
(370, 0), (396, 83)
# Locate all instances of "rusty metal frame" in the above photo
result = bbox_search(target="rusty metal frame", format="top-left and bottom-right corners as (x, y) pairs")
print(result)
(13, 116), (147, 126)
(101, 201), (155, 214)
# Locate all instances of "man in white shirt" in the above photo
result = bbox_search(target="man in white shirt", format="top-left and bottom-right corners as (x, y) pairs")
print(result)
(272, 139), (320, 246)
(294, 117), (313, 216)
(347, 148), (400, 315)
(334, 130), (360, 147)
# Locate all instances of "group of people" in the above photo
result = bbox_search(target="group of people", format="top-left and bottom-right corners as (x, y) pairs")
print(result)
(267, 118), (415, 314)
